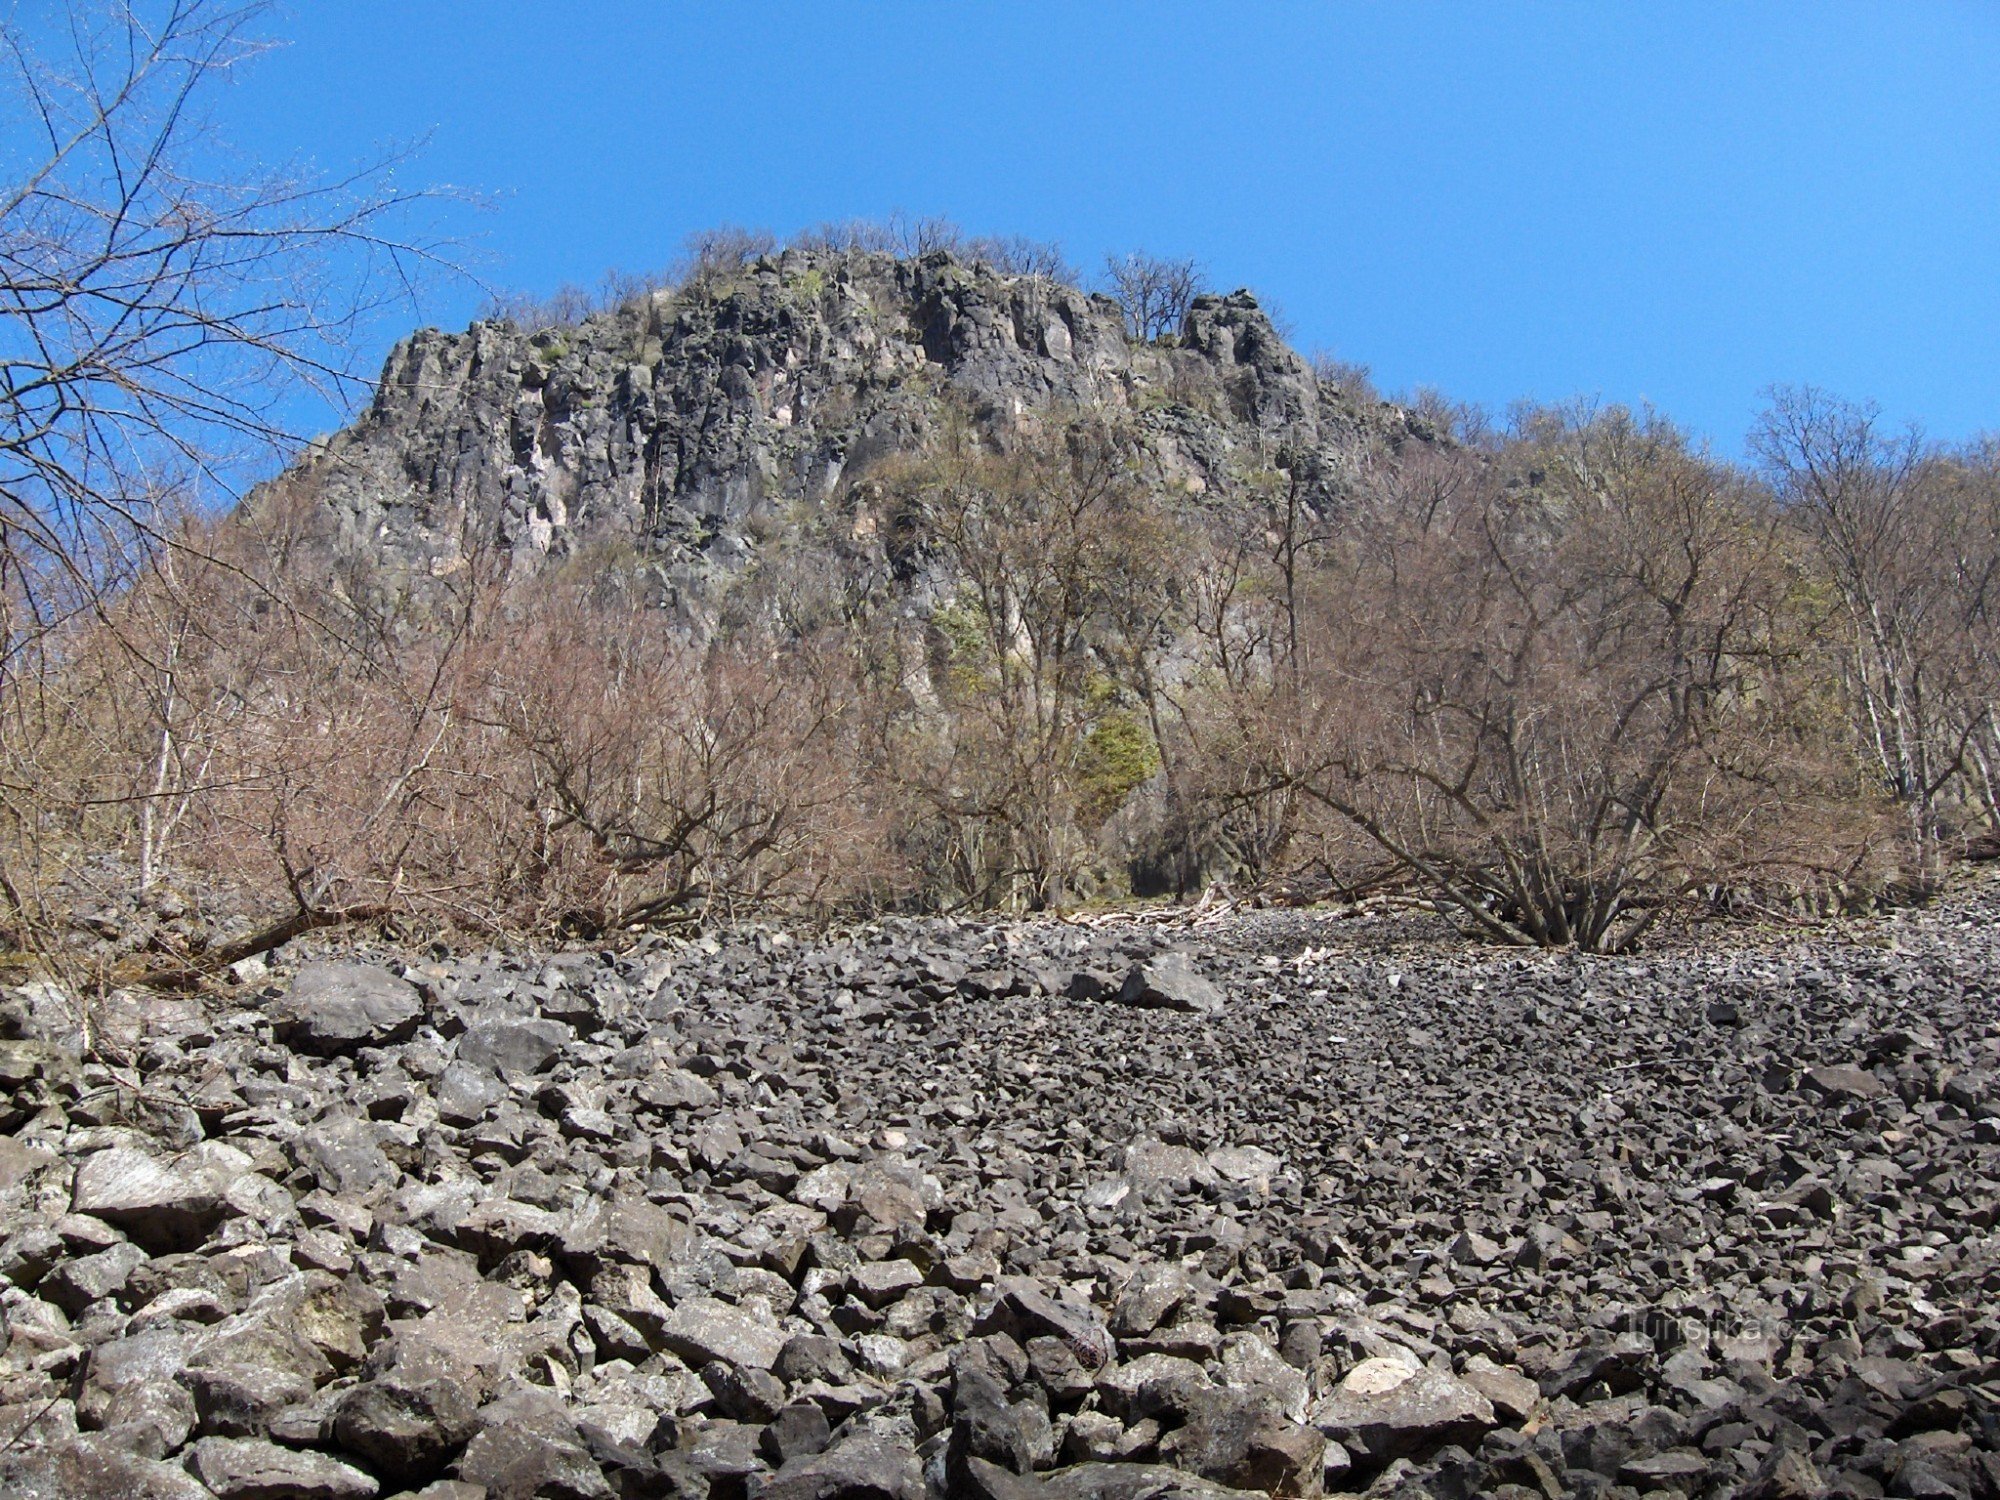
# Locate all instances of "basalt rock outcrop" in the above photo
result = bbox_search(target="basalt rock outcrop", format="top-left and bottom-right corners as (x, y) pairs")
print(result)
(277, 249), (1425, 633)
(2, 880), (1997, 1497)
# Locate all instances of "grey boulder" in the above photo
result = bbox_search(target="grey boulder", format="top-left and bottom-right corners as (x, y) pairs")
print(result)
(186, 1435), (381, 1498)
(455, 1017), (571, 1075)
(1308, 1358), (1495, 1463)
(273, 961), (423, 1056)
(70, 1143), (251, 1253)
(1117, 954), (1225, 1015)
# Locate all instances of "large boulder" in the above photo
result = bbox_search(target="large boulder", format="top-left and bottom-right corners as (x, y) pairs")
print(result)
(0, 1433), (214, 1500)
(272, 961), (423, 1055)
(1161, 1388), (1325, 1499)
(1116, 955), (1224, 1015)
(1308, 1358), (1495, 1463)
(329, 1336), (484, 1484)
(659, 1296), (788, 1373)
(70, 1142), (251, 1253)
(293, 1116), (399, 1200)
(456, 1017), (571, 1075)
(453, 1391), (612, 1500)
(759, 1432), (926, 1500)
(977, 1279), (1113, 1371)
(186, 1436), (381, 1499)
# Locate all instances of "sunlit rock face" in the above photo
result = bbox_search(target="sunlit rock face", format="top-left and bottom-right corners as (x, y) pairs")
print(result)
(271, 247), (1419, 635)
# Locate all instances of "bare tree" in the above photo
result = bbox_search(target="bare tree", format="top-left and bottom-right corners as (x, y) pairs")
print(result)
(965, 234), (1076, 284)
(1102, 251), (1203, 342)
(874, 412), (1172, 908)
(887, 212), (964, 259)
(1754, 386), (2000, 877)
(679, 224), (778, 286)
(0, 0), (449, 949)
(1, 2), (447, 589)
(1230, 405), (1875, 949)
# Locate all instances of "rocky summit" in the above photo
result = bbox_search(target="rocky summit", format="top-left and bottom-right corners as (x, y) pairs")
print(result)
(280, 247), (1424, 632)
(2, 882), (1998, 1500)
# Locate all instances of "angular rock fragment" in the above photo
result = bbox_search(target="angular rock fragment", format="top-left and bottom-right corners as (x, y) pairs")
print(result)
(759, 1432), (925, 1500)
(1116, 955), (1225, 1015)
(186, 1435), (382, 1499)
(273, 961), (423, 1056)
(70, 1144), (248, 1254)
(1308, 1358), (1495, 1462)
(660, 1295), (788, 1372)
(457, 1017), (571, 1075)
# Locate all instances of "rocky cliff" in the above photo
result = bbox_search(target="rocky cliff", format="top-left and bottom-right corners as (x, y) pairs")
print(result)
(283, 248), (1424, 629)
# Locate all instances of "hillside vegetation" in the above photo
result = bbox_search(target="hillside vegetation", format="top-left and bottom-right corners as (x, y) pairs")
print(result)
(8, 236), (1999, 963)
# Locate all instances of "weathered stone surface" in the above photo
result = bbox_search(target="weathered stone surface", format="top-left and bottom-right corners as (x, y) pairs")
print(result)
(454, 1392), (612, 1500)
(455, 1017), (570, 1075)
(0, 1433), (215, 1500)
(187, 1435), (381, 1499)
(1162, 1387), (1325, 1498)
(7, 884), (1999, 1500)
(1804, 1062), (1885, 1101)
(1308, 1359), (1495, 1462)
(273, 962), (423, 1056)
(70, 1144), (251, 1254)
(329, 1337), (482, 1483)
(293, 1117), (399, 1200)
(1458, 1356), (1540, 1425)
(972, 1458), (1261, 1500)
(660, 1295), (788, 1372)
(980, 1280), (1113, 1370)
(759, 1432), (925, 1500)
(1116, 955), (1224, 1015)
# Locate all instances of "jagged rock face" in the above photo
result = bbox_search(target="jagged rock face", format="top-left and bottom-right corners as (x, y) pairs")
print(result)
(285, 249), (1398, 628)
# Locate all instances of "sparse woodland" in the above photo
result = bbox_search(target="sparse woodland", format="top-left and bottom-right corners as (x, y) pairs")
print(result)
(3, 6), (1997, 973)
(14, 378), (1999, 968)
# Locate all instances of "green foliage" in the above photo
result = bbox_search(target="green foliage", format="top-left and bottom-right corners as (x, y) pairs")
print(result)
(791, 267), (827, 303)
(1075, 712), (1160, 825)
(929, 597), (994, 698)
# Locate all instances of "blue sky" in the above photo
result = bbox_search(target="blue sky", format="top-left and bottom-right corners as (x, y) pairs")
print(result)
(229, 2), (2000, 453)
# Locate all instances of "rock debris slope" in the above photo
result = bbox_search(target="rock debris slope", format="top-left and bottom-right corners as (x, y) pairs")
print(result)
(2, 887), (1998, 1498)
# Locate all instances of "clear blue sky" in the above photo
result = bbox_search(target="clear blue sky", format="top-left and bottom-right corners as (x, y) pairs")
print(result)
(232, 2), (2000, 453)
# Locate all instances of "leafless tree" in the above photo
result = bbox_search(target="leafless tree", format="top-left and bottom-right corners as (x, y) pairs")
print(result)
(679, 223), (778, 285)
(1102, 250), (1203, 342)
(0, 0), (450, 951)
(1, 1), (448, 601)
(1754, 386), (2000, 876)
(965, 234), (1076, 284)
(1232, 405), (1877, 949)
(873, 412), (1171, 908)
(886, 212), (964, 259)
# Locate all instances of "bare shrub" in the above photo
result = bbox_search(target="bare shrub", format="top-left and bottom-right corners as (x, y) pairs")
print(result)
(124, 519), (889, 950)
(886, 212), (965, 259)
(681, 224), (780, 282)
(0, 0), (449, 969)
(460, 590), (887, 930)
(965, 234), (1077, 284)
(1231, 405), (1886, 949)
(1103, 251), (1204, 342)
(1312, 351), (1380, 405)
(793, 219), (900, 254)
